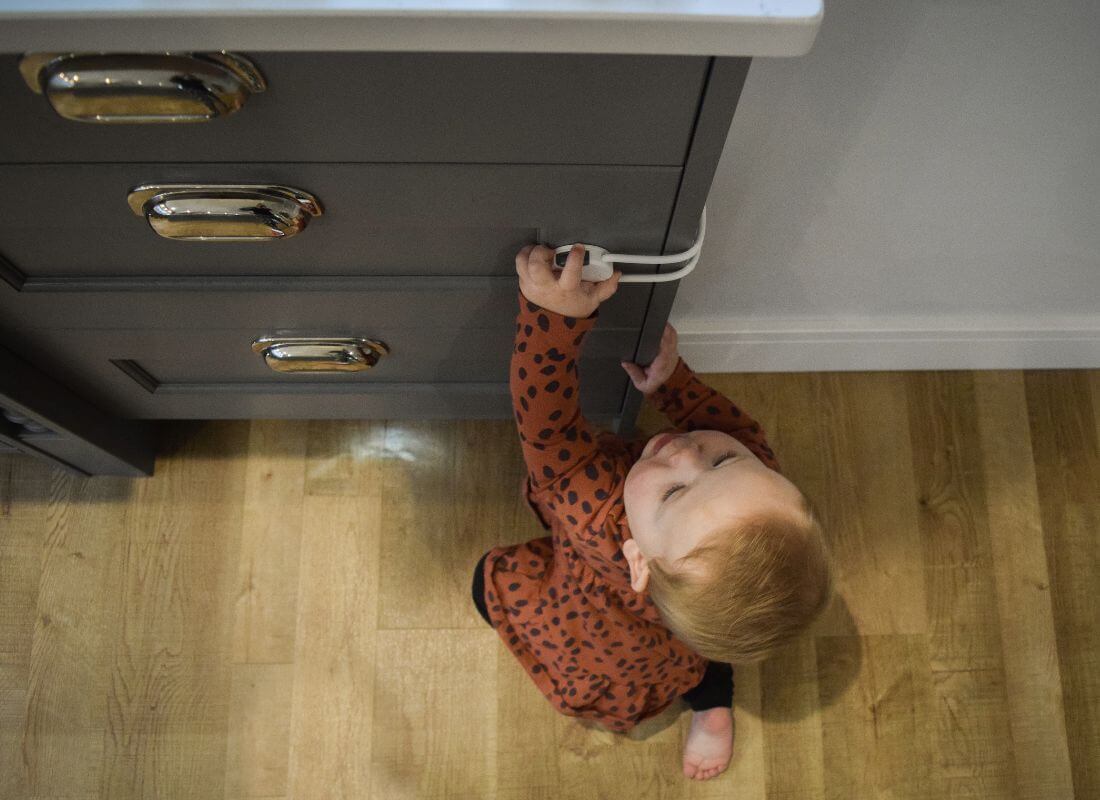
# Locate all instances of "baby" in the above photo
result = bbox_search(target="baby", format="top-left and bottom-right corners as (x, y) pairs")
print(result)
(473, 243), (833, 781)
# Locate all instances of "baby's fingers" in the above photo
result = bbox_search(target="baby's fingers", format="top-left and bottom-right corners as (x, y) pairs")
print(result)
(594, 270), (622, 302)
(557, 244), (585, 291)
(660, 323), (678, 350)
(514, 244), (535, 275)
(519, 244), (557, 286)
(620, 360), (647, 389)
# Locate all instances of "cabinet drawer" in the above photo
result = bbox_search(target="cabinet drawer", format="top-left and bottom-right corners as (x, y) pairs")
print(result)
(1, 280), (648, 419)
(0, 278), (650, 330)
(0, 52), (708, 166)
(0, 163), (679, 280)
(8, 326), (636, 421)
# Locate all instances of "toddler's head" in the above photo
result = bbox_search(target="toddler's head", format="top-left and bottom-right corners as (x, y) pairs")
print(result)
(621, 429), (832, 664)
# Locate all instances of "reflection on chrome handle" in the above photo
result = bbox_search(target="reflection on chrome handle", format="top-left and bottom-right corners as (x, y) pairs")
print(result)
(19, 51), (266, 123)
(251, 337), (390, 373)
(127, 184), (323, 241)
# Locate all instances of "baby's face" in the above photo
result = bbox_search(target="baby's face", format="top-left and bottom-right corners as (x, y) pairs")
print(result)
(623, 429), (807, 568)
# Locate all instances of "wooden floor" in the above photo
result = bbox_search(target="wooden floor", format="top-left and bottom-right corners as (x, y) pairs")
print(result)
(1, 369), (1098, 799)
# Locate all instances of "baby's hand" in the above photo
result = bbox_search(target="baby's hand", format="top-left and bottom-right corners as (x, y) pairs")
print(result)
(621, 323), (679, 395)
(515, 243), (621, 319)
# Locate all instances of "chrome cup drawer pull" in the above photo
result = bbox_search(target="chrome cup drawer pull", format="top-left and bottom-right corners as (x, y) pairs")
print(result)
(251, 337), (390, 373)
(127, 184), (323, 241)
(19, 52), (266, 123)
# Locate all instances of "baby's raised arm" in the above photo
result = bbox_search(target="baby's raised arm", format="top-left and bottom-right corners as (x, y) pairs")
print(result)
(509, 291), (602, 492)
(511, 243), (621, 495)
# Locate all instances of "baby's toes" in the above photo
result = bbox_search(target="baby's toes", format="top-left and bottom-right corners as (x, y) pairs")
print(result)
(697, 760), (726, 780)
(683, 754), (711, 779)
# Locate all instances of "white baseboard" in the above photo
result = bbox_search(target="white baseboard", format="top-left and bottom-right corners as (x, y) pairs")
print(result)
(671, 313), (1100, 372)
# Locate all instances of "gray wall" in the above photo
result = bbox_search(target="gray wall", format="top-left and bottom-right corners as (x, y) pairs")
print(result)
(674, 0), (1100, 372)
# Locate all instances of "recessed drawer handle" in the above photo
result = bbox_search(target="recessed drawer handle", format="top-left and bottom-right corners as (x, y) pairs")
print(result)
(127, 184), (324, 242)
(251, 337), (390, 373)
(19, 52), (266, 123)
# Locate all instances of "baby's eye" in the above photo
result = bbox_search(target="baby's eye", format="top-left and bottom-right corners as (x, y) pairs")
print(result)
(664, 451), (734, 501)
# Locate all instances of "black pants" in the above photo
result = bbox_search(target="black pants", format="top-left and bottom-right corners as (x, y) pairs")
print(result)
(471, 552), (733, 711)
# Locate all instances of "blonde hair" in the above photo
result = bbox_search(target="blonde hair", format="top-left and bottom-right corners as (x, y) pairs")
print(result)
(646, 498), (832, 664)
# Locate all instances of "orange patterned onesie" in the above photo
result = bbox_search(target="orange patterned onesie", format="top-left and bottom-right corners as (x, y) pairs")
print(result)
(480, 292), (780, 732)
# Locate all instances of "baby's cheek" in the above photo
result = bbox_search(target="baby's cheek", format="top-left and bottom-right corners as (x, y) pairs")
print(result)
(622, 467), (644, 508)
(624, 462), (642, 501)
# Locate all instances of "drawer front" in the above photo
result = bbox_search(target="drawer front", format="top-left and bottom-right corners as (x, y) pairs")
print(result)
(0, 163), (679, 280)
(0, 52), (708, 165)
(1, 281), (648, 419)
(44, 384), (625, 422)
(11, 327), (634, 420)
(0, 279), (650, 330)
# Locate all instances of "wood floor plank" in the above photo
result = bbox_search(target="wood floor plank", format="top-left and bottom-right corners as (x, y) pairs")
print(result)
(99, 422), (249, 800)
(287, 450), (382, 800)
(553, 692), (697, 797)
(817, 635), (935, 799)
(225, 663), (294, 798)
(225, 421), (309, 797)
(907, 372), (1015, 796)
(1, 456), (53, 799)
(380, 420), (525, 630)
(776, 373), (927, 637)
(556, 696), (688, 799)
(377, 421), (459, 632)
(452, 419), (530, 624)
(0, 457), (50, 671)
(1026, 371), (1100, 800)
(304, 419), (378, 497)
(0, 681), (27, 800)
(231, 420), (308, 665)
(974, 370), (1075, 800)
(0, 457), (59, 800)
(370, 629), (498, 800)
(760, 637), (825, 800)
(22, 470), (130, 797)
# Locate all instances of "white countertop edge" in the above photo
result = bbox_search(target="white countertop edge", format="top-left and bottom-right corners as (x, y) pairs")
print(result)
(0, 8), (824, 57)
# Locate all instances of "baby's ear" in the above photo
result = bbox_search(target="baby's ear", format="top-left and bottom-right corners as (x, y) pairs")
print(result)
(622, 539), (650, 595)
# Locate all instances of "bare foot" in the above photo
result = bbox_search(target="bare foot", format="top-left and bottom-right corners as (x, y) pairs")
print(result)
(682, 706), (733, 780)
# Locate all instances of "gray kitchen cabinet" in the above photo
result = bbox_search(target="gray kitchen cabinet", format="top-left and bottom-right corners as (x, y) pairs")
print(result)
(0, 52), (751, 476)
(0, 343), (154, 476)
(0, 52), (709, 165)
(0, 163), (680, 278)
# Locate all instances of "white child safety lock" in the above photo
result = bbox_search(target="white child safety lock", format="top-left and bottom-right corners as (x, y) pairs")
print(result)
(552, 206), (707, 283)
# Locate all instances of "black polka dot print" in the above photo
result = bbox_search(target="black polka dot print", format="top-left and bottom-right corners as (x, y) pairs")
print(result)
(481, 291), (783, 734)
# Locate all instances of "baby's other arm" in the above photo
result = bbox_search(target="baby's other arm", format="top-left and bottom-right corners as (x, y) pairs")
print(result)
(622, 323), (779, 470)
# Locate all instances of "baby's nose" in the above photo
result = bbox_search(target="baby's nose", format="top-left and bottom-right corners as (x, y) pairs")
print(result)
(667, 438), (703, 462)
